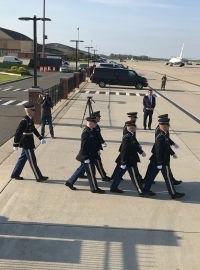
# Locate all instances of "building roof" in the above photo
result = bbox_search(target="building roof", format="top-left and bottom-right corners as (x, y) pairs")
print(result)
(0, 27), (32, 41)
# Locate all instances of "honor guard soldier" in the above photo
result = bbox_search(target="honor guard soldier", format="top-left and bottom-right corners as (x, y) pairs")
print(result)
(11, 103), (48, 182)
(143, 118), (185, 199)
(154, 114), (182, 185)
(143, 89), (156, 130)
(65, 117), (105, 193)
(92, 111), (111, 181)
(110, 121), (145, 195)
(123, 112), (138, 135)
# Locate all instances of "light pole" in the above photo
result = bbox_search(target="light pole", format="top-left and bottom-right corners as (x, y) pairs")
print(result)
(85, 46), (93, 67)
(19, 15), (51, 88)
(42, 0), (47, 58)
(70, 39), (84, 71)
(92, 49), (98, 65)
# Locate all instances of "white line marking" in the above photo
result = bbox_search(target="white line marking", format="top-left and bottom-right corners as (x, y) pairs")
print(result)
(96, 91), (99, 95)
(106, 91), (109, 95)
(85, 90), (90, 94)
(23, 89), (29, 92)
(116, 92), (119, 96)
(136, 93), (140, 96)
(13, 88), (21, 92)
(2, 88), (12, 91)
(126, 92), (130, 96)
(16, 101), (28, 106)
(1, 100), (16, 105)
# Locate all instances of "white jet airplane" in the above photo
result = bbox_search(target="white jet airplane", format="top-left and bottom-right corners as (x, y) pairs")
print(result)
(166, 44), (185, 67)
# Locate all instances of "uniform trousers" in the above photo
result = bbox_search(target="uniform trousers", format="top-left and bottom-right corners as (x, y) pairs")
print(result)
(11, 148), (43, 180)
(111, 164), (143, 194)
(111, 163), (142, 181)
(143, 161), (176, 197)
(41, 115), (54, 137)
(67, 162), (98, 192)
(79, 156), (107, 179)
(143, 110), (153, 129)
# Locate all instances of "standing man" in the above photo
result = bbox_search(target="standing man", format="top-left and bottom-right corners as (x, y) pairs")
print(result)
(40, 92), (54, 138)
(143, 118), (184, 199)
(161, 74), (167, 90)
(65, 117), (105, 193)
(143, 89), (156, 130)
(110, 121), (146, 195)
(11, 103), (48, 182)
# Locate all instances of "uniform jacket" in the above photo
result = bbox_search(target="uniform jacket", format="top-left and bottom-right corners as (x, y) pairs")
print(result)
(13, 116), (42, 149)
(95, 124), (105, 150)
(123, 125), (137, 136)
(150, 131), (173, 165)
(76, 127), (99, 162)
(155, 125), (175, 145)
(143, 95), (156, 112)
(116, 132), (144, 166)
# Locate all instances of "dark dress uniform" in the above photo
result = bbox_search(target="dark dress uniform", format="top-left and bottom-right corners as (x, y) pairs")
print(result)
(11, 115), (45, 181)
(143, 94), (156, 129)
(110, 131), (144, 195)
(143, 130), (183, 198)
(65, 125), (104, 193)
(40, 95), (54, 138)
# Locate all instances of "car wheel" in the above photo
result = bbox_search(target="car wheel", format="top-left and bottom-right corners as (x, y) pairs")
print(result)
(99, 81), (106, 88)
(136, 83), (143, 90)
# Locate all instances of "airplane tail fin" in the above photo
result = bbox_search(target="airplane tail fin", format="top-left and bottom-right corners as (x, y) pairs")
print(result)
(179, 43), (184, 59)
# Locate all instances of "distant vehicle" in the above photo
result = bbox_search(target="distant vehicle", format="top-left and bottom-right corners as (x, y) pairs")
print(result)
(166, 44), (185, 67)
(3, 56), (22, 64)
(90, 67), (148, 89)
(62, 61), (69, 66)
(59, 65), (71, 73)
(78, 63), (88, 71)
(99, 63), (122, 68)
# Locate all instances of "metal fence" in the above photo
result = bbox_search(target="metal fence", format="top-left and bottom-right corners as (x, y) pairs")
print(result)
(43, 83), (64, 106)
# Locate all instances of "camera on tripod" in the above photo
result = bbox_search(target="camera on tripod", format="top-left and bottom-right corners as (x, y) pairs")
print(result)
(80, 96), (95, 127)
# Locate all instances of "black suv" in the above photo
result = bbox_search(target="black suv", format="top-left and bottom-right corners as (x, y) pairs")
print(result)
(90, 67), (148, 89)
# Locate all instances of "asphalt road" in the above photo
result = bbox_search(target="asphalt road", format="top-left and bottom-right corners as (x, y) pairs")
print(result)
(0, 71), (73, 146)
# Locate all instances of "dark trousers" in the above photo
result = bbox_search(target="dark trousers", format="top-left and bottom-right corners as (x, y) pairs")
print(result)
(41, 115), (54, 137)
(111, 163), (142, 181)
(111, 164), (143, 194)
(143, 161), (176, 197)
(144, 160), (176, 182)
(80, 157), (107, 179)
(67, 162), (99, 192)
(11, 148), (43, 180)
(143, 110), (153, 129)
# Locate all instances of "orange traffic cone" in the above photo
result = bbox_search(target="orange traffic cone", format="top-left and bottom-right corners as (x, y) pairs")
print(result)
(44, 66), (47, 72)
(48, 66), (51, 72)
(40, 66), (44, 72)
(52, 66), (56, 71)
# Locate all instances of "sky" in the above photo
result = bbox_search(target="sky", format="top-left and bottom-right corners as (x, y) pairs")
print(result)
(1, 0), (200, 59)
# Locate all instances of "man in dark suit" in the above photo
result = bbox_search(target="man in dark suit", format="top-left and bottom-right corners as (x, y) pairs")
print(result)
(143, 89), (156, 130)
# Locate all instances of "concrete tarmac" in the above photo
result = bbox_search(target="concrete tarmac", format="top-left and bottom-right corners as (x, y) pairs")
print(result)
(0, 65), (200, 269)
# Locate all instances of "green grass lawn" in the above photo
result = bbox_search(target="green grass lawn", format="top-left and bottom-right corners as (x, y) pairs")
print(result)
(0, 73), (30, 84)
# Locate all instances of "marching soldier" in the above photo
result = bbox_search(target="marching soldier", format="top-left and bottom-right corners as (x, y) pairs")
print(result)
(92, 111), (111, 181)
(110, 121), (146, 195)
(11, 103), (48, 182)
(65, 117), (105, 193)
(143, 118), (185, 199)
(123, 112), (138, 135)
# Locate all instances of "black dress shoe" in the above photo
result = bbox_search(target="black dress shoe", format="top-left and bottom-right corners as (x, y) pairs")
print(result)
(110, 188), (124, 193)
(37, 176), (48, 182)
(140, 190), (156, 197)
(144, 127), (146, 130)
(11, 176), (24, 180)
(171, 192), (185, 199)
(65, 182), (77, 190)
(148, 127), (152, 130)
(92, 188), (105, 194)
(102, 176), (111, 182)
(79, 175), (88, 179)
(172, 180), (182, 185)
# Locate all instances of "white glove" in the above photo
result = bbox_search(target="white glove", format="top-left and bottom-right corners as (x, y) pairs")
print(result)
(157, 165), (162, 170)
(142, 152), (146, 157)
(102, 142), (107, 147)
(98, 151), (101, 156)
(40, 139), (46, 144)
(172, 154), (178, 159)
(13, 147), (18, 151)
(84, 159), (90, 164)
(173, 143), (179, 149)
(120, 165), (126, 170)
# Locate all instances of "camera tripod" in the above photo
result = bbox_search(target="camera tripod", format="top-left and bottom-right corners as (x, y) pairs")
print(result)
(80, 96), (95, 127)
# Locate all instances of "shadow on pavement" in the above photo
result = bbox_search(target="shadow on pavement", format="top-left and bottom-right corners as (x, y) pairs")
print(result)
(0, 215), (180, 269)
